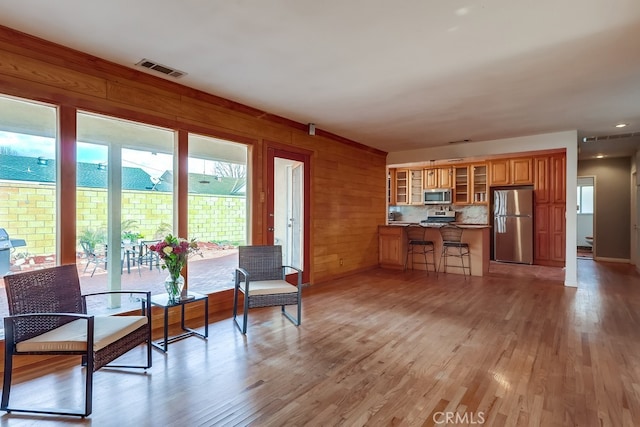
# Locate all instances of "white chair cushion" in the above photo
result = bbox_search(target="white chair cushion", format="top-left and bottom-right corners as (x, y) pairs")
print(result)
(16, 315), (148, 353)
(240, 280), (298, 296)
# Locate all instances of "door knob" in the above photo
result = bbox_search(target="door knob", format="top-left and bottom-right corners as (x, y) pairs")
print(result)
(268, 227), (274, 232)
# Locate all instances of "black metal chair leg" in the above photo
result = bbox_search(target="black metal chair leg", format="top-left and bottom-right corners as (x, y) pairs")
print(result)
(242, 295), (249, 334)
(84, 366), (93, 416)
(1, 351), (13, 410)
(460, 249), (467, 279)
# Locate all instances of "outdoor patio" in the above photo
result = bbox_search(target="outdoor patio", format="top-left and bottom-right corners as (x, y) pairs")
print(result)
(0, 246), (238, 325)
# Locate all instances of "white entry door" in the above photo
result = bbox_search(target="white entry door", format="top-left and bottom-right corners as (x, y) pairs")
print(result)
(267, 146), (310, 283)
(273, 158), (303, 269)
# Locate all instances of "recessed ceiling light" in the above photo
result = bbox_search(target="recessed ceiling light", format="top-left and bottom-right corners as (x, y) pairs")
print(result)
(596, 154), (604, 158)
(615, 123), (628, 128)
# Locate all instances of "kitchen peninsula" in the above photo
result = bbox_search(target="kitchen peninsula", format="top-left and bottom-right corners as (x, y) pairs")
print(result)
(378, 223), (490, 276)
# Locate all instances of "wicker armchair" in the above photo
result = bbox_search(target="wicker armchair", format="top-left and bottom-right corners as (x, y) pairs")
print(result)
(233, 245), (302, 334)
(2, 264), (152, 417)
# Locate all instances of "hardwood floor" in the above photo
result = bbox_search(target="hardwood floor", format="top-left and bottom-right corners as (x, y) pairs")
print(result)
(2, 259), (640, 426)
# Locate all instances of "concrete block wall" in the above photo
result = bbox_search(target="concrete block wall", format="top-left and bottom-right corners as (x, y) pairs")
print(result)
(0, 182), (246, 258)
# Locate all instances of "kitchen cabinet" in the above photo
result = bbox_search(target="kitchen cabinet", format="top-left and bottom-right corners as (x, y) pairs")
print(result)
(452, 163), (487, 205)
(379, 226), (406, 269)
(489, 157), (533, 186)
(550, 154), (566, 203)
(409, 169), (423, 205)
(471, 163), (488, 203)
(394, 169), (408, 205)
(533, 152), (566, 266)
(390, 168), (423, 205)
(453, 166), (469, 204)
(489, 159), (509, 185)
(533, 154), (565, 203)
(424, 168), (438, 189)
(549, 204), (566, 262)
(388, 169), (395, 205)
(534, 204), (551, 261)
(533, 156), (550, 203)
(424, 167), (453, 189)
(439, 167), (453, 188)
(512, 158), (533, 184)
(534, 203), (565, 266)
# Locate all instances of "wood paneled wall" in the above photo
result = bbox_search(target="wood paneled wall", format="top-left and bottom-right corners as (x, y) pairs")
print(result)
(0, 25), (387, 285)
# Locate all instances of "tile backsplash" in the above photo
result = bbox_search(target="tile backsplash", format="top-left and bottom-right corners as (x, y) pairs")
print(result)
(389, 204), (489, 224)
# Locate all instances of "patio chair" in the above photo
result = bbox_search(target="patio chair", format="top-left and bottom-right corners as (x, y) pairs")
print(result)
(80, 240), (107, 277)
(233, 245), (302, 334)
(2, 264), (152, 417)
(136, 240), (161, 274)
(81, 241), (137, 276)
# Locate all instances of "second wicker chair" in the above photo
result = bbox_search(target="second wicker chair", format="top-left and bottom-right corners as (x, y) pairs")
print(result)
(233, 245), (302, 334)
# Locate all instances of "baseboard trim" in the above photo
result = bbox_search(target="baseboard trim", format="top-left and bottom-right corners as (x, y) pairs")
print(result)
(594, 256), (631, 263)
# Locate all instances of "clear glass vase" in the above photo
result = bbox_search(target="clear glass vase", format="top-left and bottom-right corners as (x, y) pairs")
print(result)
(164, 274), (185, 303)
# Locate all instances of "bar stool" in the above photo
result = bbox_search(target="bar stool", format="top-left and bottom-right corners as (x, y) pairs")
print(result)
(404, 225), (436, 275)
(438, 225), (471, 278)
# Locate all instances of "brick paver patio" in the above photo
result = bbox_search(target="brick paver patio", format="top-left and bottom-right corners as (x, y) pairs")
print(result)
(0, 248), (238, 328)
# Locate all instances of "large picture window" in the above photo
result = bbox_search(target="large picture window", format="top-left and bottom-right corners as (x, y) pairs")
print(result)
(187, 134), (248, 293)
(0, 93), (252, 324)
(76, 112), (175, 312)
(0, 95), (58, 329)
(0, 95), (57, 278)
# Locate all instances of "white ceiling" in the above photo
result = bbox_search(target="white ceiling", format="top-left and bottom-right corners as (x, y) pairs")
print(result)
(1, 0), (640, 160)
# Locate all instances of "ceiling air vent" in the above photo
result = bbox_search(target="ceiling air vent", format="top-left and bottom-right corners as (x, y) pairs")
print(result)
(582, 132), (640, 143)
(135, 59), (187, 78)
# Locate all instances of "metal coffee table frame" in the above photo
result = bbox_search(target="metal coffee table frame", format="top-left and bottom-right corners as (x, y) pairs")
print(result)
(150, 291), (208, 352)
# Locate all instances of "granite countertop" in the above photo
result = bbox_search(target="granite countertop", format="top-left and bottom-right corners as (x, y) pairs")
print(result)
(385, 222), (490, 228)
(385, 221), (435, 226)
(452, 223), (491, 229)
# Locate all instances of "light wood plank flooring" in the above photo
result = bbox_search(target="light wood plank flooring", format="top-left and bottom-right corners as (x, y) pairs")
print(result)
(2, 259), (640, 426)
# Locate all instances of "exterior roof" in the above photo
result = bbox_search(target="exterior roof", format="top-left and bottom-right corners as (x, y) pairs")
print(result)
(0, 154), (244, 195)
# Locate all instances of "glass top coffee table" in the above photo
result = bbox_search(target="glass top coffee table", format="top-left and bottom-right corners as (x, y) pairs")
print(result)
(150, 291), (209, 352)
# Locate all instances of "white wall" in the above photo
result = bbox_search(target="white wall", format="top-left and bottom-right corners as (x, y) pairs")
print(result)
(387, 130), (579, 287)
(635, 151), (640, 272)
(576, 214), (593, 246)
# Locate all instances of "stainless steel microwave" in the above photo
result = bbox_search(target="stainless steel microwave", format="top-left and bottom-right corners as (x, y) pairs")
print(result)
(424, 188), (452, 204)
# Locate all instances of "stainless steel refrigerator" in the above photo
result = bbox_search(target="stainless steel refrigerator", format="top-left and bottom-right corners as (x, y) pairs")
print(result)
(493, 188), (533, 264)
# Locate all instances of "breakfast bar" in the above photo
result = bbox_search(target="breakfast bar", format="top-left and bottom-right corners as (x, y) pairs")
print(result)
(378, 223), (491, 276)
